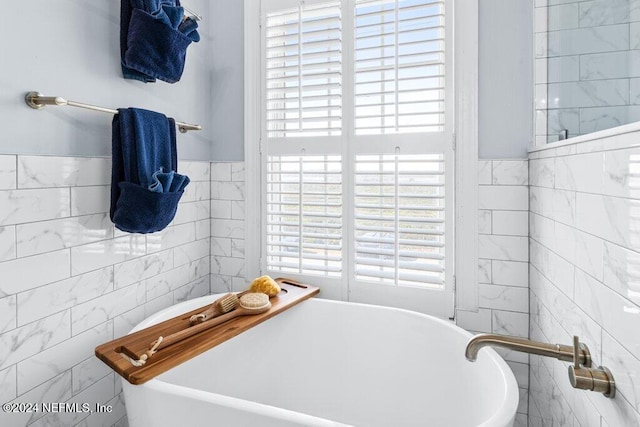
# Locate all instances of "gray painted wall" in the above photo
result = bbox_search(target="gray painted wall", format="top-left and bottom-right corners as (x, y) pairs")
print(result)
(478, 0), (533, 159)
(0, 0), (219, 161)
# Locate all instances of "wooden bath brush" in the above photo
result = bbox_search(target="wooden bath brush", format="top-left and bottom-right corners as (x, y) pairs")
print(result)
(147, 293), (271, 354)
(188, 293), (239, 325)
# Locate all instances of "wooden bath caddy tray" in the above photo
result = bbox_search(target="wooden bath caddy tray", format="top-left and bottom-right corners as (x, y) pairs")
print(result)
(95, 278), (319, 385)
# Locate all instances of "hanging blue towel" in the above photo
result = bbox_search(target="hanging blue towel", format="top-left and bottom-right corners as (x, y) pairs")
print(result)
(110, 108), (190, 233)
(120, 0), (200, 83)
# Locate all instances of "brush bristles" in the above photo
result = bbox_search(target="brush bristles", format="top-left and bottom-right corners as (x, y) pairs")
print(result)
(218, 294), (239, 313)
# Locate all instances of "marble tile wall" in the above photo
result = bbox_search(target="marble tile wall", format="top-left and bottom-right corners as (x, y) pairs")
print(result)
(535, 0), (640, 144)
(456, 159), (529, 427)
(528, 130), (640, 425)
(210, 162), (247, 294)
(0, 155), (211, 427)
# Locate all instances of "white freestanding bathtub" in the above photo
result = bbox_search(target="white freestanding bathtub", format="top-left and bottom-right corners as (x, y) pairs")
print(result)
(123, 295), (518, 427)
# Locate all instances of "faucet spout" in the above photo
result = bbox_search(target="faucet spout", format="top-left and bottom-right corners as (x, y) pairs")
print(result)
(465, 334), (590, 366)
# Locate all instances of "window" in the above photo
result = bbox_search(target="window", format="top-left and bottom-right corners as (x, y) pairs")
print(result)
(253, 0), (457, 317)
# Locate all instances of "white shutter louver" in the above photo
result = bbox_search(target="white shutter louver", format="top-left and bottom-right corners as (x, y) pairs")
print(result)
(266, 155), (343, 276)
(354, 154), (445, 287)
(266, 1), (343, 138)
(354, 0), (445, 135)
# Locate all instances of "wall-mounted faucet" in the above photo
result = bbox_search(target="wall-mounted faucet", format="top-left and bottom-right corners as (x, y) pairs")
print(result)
(465, 334), (615, 398)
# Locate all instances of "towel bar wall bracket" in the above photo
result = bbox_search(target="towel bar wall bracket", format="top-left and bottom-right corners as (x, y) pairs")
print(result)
(25, 91), (202, 133)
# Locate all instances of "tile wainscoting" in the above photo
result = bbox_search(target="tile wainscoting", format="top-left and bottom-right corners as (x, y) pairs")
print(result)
(529, 131), (640, 426)
(456, 159), (530, 427)
(0, 155), (211, 427)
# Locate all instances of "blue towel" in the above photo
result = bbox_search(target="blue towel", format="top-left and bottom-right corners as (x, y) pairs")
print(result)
(120, 0), (200, 83)
(110, 108), (190, 233)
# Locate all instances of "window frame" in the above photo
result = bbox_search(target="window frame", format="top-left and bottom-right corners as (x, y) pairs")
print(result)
(244, 0), (479, 315)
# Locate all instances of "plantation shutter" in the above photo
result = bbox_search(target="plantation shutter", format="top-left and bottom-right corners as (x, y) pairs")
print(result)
(354, 0), (445, 135)
(260, 0), (453, 315)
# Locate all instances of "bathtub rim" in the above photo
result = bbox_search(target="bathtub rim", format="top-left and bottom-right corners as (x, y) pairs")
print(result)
(127, 295), (519, 427)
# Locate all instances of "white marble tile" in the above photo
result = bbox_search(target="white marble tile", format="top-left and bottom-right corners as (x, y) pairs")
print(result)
(576, 193), (640, 253)
(146, 223), (196, 253)
(2, 372), (72, 426)
(603, 241), (640, 307)
(575, 268), (640, 356)
(0, 310), (71, 371)
(530, 186), (553, 218)
(211, 237), (232, 256)
(16, 214), (113, 258)
(0, 188), (71, 226)
(17, 266), (113, 326)
(602, 331), (640, 409)
(145, 265), (188, 300)
(478, 186), (529, 211)
(492, 310), (529, 337)
(478, 258), (492, 283)
(547, 108), (579, 136)
(211, 274), (233, 293)
(530, 239), (575, 298)
(535, 58), (548, 86)
(0, 225), (15, 262)
(231, 200), (245, 220)
(0, 155), (16, 190)
(0, 249), (70, 297)
(535, 6), (548, 33)
(195, 199), (210, 221)
(75, 393), (126, 427)
(478, 210), (491, 235)
(16, 321), (112, 394)
(174, 276), (210, 303)
(70, 185), (110, 216)
(579, 0), (632, 27)
(211, 256), (246, 277)
(492, 161), (528, 185)
(174, 238), (210, 266)
(0, 295), (16, 334)
(0, 365), (16, 404)
(113, 249), (173, 289)
(555, 153), (604, 194)
(171, 201), (198, 225)
(40, 374), (115, 427)
(547, 24), (629, 57)
(529, 158), (555, 188)
(195, 218), (210, 240)
(17, 156), (110, 189)
(113, 306), (146, 338)
(144, 293), (174, 318)
(547, 56), (579, 84)
(580, 106), (640, 135)
(71, 356), (112, 395)
(478, 284), (528, 312)
(71, 282), (145, 335)
(211, 162), (232, 181)
(478, 160), (492, 185)
(180, 161), (210, 182)
(604, 147), (640, 199)
(552, 189), (576, 226)
(211, 218), (245, 239)
(211, 199), (232, 219)
(535, 32), (548, 59)
(70, 235), (146, 276)
(231, 162), (246, 182)
(186, 257), (210, 283)
(580, 50), (640, 81)
(491, 211), (529, 237)
(479, 235), (528, 262)
(492, 260), (528, 288)
(211, 181), (245, 201)
(189, 180), (210, 202)
(546, 80), (629, 109)
(549, 3), (578, 30)
(231, 239), (245, 258)
(632, 22), (640, 50)
(455, 308), (491, 333)
(573, 228), (604, 281)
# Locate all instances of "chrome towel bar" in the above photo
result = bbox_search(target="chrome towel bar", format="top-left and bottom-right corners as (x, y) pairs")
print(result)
(25, 91), (202, 134)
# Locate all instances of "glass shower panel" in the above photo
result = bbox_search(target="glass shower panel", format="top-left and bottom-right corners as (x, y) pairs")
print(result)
(535, 0), (637, 144)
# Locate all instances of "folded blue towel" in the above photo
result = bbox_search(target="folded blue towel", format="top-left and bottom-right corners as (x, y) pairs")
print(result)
(120, 0), (200, 83)
(110, 108), (190, 233)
